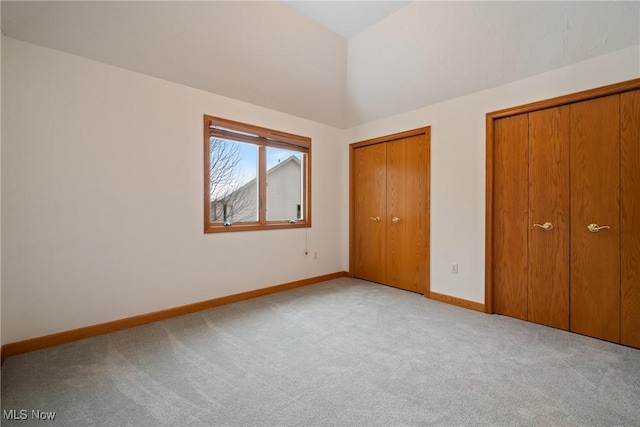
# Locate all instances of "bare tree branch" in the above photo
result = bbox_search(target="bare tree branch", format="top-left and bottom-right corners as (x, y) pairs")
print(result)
(209, 138), (256, 223)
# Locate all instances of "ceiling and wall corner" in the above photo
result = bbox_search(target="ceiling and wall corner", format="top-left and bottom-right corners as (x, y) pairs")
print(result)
(1, 1), (638, 128)
(284, 1), (410, 39)
(0, 1), (349, 127)
(345, 1), (640, 127)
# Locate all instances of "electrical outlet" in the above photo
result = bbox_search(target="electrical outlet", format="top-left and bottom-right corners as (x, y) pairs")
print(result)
(451, 263), (459, 274)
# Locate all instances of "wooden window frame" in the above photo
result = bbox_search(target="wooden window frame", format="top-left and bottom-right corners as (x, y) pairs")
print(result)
(204, 115), (311, 233)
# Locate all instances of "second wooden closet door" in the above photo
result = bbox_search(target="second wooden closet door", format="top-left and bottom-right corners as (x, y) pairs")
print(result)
(352, 135), (429, 293)
(490, 82), (640, 349)
(493, 94), (628, 343)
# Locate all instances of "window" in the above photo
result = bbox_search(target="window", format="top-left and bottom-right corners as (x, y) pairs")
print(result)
(204, 115), (311, 233)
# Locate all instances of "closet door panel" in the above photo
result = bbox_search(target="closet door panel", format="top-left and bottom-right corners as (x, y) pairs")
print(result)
(528, 107), (570, 330)
(493, 114), (529, 320)
(621, 89), (640, 348)
(353, 144), (387, 284)
(570, 95), (621, 342)
(386, 138), (410, 291)
(404, 134), (429, 294)
(386, 135), (429, 293)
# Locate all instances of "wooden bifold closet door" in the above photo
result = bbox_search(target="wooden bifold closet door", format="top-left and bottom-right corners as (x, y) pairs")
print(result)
(488, 80), (640, 349)
(621, 89), (640, 348)
(570, 95), (621, 342)
(353, 142), (387, 285)
(528, 106), (570, 331)
(492, 106), (571, 331)
(351, 130), (430, 294)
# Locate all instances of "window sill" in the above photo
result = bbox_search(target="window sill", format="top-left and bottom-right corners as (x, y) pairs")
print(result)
(204, 221), (311, 233)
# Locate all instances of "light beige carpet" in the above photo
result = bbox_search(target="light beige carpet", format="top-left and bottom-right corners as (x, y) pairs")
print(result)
(2, 277), (639, 426)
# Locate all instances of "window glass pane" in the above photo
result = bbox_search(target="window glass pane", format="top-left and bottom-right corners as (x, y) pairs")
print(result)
(209, 138), (258, 224)
(266, 147), (303, 222)
(204, 115), (311, 233)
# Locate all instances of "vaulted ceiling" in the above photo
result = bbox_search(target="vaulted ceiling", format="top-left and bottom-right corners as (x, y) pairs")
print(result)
(284, 1), (410, 39)
(2, 1), (639, 128)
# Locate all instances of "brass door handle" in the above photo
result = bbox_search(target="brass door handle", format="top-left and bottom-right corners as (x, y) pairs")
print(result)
(392, 217), (400, 224)
(587, 223), (610, 233)
(533, 222), (553, 231)
(370, 216), (381, 222)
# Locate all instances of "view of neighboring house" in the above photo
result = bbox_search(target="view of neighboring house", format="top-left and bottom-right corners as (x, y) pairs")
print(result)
(210, 155), (302, 224)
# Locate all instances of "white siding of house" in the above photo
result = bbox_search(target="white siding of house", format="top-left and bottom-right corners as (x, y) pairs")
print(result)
(211, 156), (301, 224)
(267, 158), (301, 221)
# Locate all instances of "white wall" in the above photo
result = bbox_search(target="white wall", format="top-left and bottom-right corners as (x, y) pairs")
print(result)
(344, 45), (640, 304)
(345, 1), (640, 127)
(1, 37), (346, 344)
